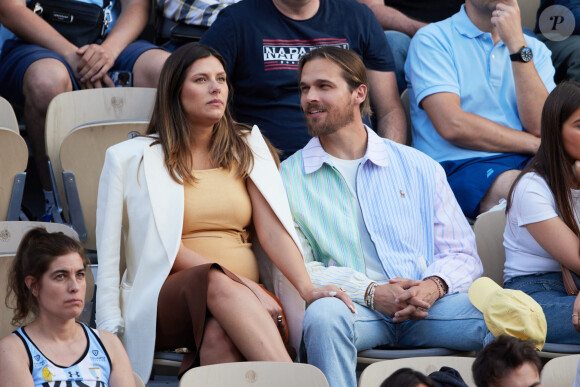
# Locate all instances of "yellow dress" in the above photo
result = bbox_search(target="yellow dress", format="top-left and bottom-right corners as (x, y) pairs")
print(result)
(181, 167), (259, 282)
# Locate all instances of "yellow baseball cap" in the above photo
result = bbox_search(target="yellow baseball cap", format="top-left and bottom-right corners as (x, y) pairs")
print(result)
(468, 277), (547, 350)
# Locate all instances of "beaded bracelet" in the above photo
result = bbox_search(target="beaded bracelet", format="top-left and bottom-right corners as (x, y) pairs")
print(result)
(425, 276), (448, 299)
(364, 282), (378, 310)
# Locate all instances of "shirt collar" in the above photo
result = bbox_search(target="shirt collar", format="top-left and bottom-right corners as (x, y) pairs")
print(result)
(301, 125), (390, 174)
(452, 4), (487, 39)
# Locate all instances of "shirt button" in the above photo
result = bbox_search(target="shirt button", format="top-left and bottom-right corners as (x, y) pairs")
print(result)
(492, 54), (495, 59)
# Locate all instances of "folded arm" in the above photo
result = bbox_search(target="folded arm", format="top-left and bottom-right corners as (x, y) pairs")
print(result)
(389, 169), (481, 321)
(356, 0), (426, 36)
(421, 92), (540, 154)
(368, 68), (407, 144)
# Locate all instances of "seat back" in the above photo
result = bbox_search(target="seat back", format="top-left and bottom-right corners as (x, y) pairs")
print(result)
(541, 354), (580, 386)
(358, 356), (476, 387)
(178, 362), (329, 386)
(518, 0), (541, 30)
(0, 221), (95, 335)
(45, 88), (156, 233)
(0, 96), (19, 133)
(0, 128), (28, 220)
(473, 210), (507, 285)
(0, 254), (18, 338)
(60, 121), (149, 249)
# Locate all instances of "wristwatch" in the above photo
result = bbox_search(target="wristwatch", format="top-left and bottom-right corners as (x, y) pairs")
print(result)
(510, 46), (533, 63)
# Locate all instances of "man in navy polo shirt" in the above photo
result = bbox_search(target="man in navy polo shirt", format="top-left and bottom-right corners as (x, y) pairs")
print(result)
(201, 0), (406, 158)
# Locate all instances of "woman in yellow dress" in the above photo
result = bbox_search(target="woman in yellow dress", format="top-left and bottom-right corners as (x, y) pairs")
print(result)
(95, 42), (355, 382)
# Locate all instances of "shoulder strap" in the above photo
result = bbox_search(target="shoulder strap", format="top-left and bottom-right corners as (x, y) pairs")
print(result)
(13, 329), (34, 374)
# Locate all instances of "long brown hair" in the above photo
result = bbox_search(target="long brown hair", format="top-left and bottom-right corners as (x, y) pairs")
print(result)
(147, 43), (258, 185)
(6, 228), (88, 326)
(506, 81), (580, 237)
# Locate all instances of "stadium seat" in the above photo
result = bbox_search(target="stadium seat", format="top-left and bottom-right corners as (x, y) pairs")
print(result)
(473, 209), (580, 358)
(0, 97), (27, 221)
(359, 356), (476, 387)
(45, 87), (156, 249)
(178, 362), (329, 386)
(541, 354), (580, 386)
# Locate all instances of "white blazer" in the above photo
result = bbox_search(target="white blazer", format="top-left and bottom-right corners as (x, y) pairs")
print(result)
(96, 126), (305, 382)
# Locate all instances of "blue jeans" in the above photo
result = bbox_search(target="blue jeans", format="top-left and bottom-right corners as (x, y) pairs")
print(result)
(384, 30), (411, 95)
(303, 294), (493, 387)
(504, 272), (580, 345)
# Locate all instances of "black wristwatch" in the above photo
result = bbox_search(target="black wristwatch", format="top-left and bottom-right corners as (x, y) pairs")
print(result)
(510, 46), (533, 63)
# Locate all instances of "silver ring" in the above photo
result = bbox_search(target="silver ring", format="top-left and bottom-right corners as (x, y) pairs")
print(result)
(277, 315), (283, 323)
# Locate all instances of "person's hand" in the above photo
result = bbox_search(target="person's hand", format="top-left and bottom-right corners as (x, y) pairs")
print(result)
(374, 278), (428, 321)
(573, 293), (580, 333)
(76, 43), (116, 85)
(491, 0), (526, 54)
(247, 282), (284, 324)
(303, 285), (357, 314)
(393, 279), (440, 321)
(80, 74), (115, 89)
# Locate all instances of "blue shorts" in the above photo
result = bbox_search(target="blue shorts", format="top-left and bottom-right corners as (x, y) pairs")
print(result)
(440, 153), (530, 218)
(0, 39), (162, 106)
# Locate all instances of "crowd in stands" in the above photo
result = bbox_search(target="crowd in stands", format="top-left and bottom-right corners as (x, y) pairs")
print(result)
(1, 0), (580, 386)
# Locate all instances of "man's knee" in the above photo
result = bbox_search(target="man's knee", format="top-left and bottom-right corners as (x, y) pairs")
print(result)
(133, 49), (170, 88)
(492, 169), (520, 196)
(480, 169), (521, 212)
(303, 297), (353, 337)
(23, 59), (72, 111)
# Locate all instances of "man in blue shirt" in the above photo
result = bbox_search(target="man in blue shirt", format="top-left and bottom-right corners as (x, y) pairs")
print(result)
(281, 45), (492, 387)
(406, 0), (556, 218)
(200, 0), (406, 158)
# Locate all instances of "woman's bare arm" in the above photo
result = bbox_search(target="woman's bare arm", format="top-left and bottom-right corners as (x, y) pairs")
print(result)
(526, 217), (580, 273)
(0, 335), (33, 387)
(98, 330), (136, 387)
(247, 179), (355, 312)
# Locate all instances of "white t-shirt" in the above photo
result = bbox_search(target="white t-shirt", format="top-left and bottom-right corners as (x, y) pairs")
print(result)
(327, 155), (386, 282)
(504, 172), (580, 282)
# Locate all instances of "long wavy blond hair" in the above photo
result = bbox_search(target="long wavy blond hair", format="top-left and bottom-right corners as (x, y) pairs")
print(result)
(147, 43), (272, 184)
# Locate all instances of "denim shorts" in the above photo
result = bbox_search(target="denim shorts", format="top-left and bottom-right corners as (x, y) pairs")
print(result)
(0, 39), (161, 106)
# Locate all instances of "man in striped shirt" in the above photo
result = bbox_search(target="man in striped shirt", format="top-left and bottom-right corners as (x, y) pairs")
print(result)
(280, 46), (493, 387)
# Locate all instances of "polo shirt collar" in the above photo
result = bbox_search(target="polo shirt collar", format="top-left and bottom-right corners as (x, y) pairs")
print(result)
(301, 125), (389, 174)
(452, 4), (486, 39)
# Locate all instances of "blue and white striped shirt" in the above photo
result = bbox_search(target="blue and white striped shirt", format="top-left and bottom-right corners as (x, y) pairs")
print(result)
(280, 128), (482, 305)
